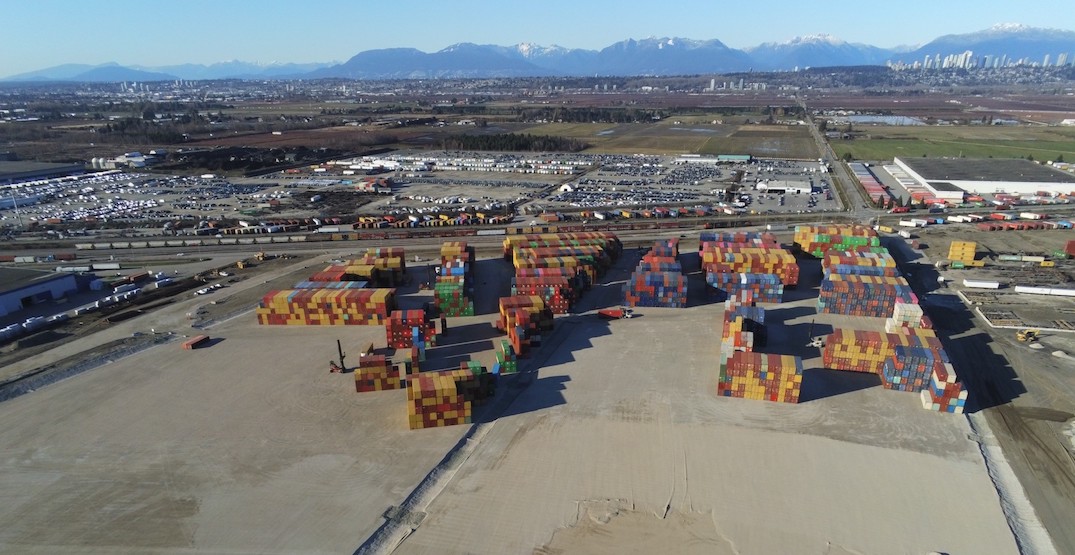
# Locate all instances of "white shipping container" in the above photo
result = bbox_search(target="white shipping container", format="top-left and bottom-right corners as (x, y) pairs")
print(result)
(1019, 212), (1044, 220)
(1012, 285), (1075, 296)
(898, 220), (917, 227)
(765, 224), (788, 231)
(963, 279), (1001, 289)
(1020, 255), (1046, 263)
(910, 218), (929, 227)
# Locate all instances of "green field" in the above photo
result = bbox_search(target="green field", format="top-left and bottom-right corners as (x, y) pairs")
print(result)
(831, 125), (1075, 162)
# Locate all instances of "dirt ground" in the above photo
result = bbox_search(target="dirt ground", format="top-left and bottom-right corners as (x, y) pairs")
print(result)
(386, 249), (1019, 555)
(0, 231), (1055, 554)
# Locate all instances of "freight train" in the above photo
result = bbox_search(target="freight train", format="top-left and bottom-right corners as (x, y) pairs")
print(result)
(72, 218), (764, 250)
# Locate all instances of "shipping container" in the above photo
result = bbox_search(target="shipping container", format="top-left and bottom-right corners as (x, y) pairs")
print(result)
(962, 279), (1001, 289)
(182, 335), (210, 350)
(255, 289), (396, 325)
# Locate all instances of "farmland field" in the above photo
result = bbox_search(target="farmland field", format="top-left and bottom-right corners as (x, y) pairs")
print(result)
(520, 121), (816, 156)
(697, 125), (818, 159)
(520, 122), (713, 153)
(831, 125), (1075, 161)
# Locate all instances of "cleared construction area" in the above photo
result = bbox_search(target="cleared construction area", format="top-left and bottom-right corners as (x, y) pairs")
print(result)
(0, 234), (1035, 554)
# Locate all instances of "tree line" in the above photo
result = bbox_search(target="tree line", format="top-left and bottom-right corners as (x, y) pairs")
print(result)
(438, 133), (589, 152)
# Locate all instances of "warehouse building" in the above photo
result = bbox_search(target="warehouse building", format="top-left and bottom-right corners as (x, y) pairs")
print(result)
(0, 268), (79, 318)
(0, 161), (86, 185)
(893, 157), (1075, 197)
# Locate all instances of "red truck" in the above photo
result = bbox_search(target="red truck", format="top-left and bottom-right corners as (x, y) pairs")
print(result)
(597, 308), (634, 320)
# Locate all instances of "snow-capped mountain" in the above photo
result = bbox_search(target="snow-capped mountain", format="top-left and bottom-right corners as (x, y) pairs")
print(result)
(4, 24), (1074, 81)
(746, 35), (896, 70)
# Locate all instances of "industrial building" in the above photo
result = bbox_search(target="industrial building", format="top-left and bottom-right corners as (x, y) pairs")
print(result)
(674, 154), (754, 165)
(0, 161), (86, 185)
(893, 157), (1075, 198)
(0, 267), (79, 318)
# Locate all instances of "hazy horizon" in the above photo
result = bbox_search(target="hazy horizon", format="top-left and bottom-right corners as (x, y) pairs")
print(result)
(3, 0), (1075, 78)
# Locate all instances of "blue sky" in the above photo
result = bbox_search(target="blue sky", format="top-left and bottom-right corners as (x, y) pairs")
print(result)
(3, 0), (1075, 77)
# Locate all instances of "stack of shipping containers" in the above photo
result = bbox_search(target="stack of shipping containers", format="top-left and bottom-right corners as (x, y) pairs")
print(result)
(435, 242), (475, 317)
(700, 231), (797, 303)
(718, 352), (804, 403)
(920, 361), (968, 413)
(505, 232), (621, 309)
(497, 295), (553, 356)
(822, 251), (900, 278)
(817, 274), (916, 317)
(406, 362), (493, 429)
(947, 240), (983, 268)
(884, 299), (932, 333)
(881, 345), (947, 392)
(793, 225), (881, 258)
(717, 293), (802, 403)
(293, 280), (368, 290)
(707, 272), (784, 303)
(721, 294), (766, 352)
(354, 354), (401, 392)
(255, 289), (396, 325)
(308, 247), (406, 287)
(623, 239), (688, 307)
(385, 309), (437, 349)
(821, 327), (942, 374)
(493, 339), (518, 375)
(511, 275), (574, 314)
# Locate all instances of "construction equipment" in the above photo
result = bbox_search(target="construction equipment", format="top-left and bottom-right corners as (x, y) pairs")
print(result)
(255, 252), (266, 261)
(806, 319), (826, 348)
(1016, 329), (1040, 343)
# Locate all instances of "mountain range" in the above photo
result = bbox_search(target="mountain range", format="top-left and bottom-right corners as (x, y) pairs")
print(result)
(4, 24), (1075, 82)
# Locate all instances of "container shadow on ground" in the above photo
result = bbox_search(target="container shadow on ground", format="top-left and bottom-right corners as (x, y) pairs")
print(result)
(490, 318), (613, 420)
(202, 337), (226, 348)
(418, 321), (504, 372)
(764, 305), (831, 359)
(494, 374), (571, 419)
(946, 332), (1026, 413)
(799, 368), (883, 402)
(935, 303), (1028, 413)
(472, 258), (515, 316)
(885, 233), (1023, 411)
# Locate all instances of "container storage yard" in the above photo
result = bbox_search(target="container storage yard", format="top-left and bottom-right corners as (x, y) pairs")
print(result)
(0, 223), (1058, 555)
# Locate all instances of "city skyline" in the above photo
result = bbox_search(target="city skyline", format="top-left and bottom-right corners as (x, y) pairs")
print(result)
(3, 0), (1075, 78)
